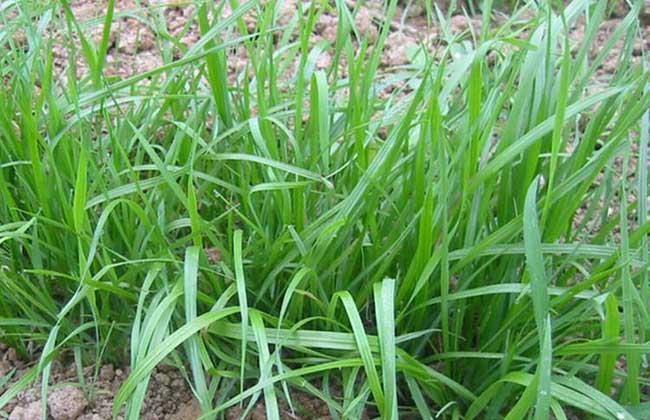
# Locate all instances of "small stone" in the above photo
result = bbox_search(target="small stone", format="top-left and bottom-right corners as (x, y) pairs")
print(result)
(115, 368), (124, 378)
(21, 388), (40, 403)
(170, 399), (202, 420)
(99, 364), (115, 381)
(316, 52), (332, 70)
(278, 0), (299, 23)
(355, 8), (378, 42)
(9, 401), (41, 420)
(205, 247), (222, 263)
(4, 348), (18, 362)
(154, 372), (171, 386)
(317, 14), (339, 43)
(64, 364), (77, 378)
(48, 386), (86, 420)
(0, 360), (11, 376)
(450, 14), (482, 33)
(137, 36), (155, 52)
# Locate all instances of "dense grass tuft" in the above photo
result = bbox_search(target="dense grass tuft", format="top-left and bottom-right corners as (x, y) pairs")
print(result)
(1, 0), (650, 418)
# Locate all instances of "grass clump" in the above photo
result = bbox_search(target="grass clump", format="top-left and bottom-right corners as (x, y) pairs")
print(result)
(1, 0), (650, 418)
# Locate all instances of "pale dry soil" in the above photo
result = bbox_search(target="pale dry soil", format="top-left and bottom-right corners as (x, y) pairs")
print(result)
(1, 342), (332, 419)
(38, 0), (649, 82)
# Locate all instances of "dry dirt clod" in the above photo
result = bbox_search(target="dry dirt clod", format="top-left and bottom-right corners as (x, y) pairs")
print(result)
(355, 8), (378, 42)
(78, 414), (102, 420)
(170, 399), (202, 420)
(99, 364), (115, 382)
(47, 386), (87, 420)
(205, 247), (222, 263)
(154, 372), (171, 386)
(226, 401), (267, 420)
(317, 14), (339, 43)
(449, 14), (482, 33)
(382, 32), (416, 66)
(0, 359), (11, 377)
(277, 0), (298, 26)
(4, 347), (18, 362)
(8, 401), (41, 420)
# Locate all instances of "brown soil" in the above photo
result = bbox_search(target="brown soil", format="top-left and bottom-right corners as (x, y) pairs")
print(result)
(5, 0), (647, 87)
(1, 343), (334, 419)
(29, 0), (647, 93)
(1, 342), (198, 419)
(46, 0), (428, 81)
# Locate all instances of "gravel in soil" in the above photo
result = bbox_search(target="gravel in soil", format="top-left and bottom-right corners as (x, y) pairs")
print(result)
(1, 343), (334, 419)
(1, 343), (197, 419)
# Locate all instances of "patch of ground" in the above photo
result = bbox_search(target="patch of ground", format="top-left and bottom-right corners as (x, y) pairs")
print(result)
(50, 0), (649, 83)
(1, 342), (197, 419)
(1, 342), (335, 420)
(4, 0), (647, 96)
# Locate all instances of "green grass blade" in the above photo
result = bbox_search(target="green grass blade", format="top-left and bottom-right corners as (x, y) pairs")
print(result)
(523, 178), (550, 340)
(373, 278), (397, 420)
(233, 230), (249, 395)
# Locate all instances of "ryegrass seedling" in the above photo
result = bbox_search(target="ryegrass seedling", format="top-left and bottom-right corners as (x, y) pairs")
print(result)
(0, 0), (649, 418)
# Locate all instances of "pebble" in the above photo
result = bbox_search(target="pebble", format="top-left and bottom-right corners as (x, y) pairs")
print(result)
(9, 401), (41, 420)
(47, 386), (87, 420)
(99, 364), (115, 381)
(0, 360), (11, 376)
(170, 399), (202, 420)
(4, 348), (18, 362)
(155, 372), (171, 386)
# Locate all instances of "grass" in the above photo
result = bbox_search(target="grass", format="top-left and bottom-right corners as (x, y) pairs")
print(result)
(0, 0), (649, 418)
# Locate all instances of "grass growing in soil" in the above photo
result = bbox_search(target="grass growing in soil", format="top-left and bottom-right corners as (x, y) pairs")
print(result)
(1, 0), (650, 418)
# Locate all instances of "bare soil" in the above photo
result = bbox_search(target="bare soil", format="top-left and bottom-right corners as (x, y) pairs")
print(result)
(38, 0), (649, 82)
(1, 342), (199, 420)
(1, 342), (333, 419)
